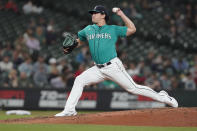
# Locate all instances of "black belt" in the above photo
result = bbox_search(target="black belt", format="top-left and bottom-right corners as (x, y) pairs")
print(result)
(96, 62), (111, 68)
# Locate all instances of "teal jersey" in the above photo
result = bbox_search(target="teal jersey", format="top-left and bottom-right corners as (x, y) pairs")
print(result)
(78, 24), (127, 64)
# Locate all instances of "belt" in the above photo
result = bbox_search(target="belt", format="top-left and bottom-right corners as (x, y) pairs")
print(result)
(96, 62), (111, 68)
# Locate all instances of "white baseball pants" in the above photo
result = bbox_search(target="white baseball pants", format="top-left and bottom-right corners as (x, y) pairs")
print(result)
(64, 57), (166, 112)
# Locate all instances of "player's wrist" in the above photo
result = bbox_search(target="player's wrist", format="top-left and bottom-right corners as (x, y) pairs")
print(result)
(74, 40), (79, 48)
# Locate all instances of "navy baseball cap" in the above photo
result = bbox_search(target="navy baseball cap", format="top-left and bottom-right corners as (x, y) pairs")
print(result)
(89, 5), (109, 21)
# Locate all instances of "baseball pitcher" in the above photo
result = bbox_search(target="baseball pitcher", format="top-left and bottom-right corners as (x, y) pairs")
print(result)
(55, 5), (178, 117)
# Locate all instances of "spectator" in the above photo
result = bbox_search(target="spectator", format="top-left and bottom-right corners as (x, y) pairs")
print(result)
(23, 28), (34, 42)
(127, 62), (139, 76)
(50, 75), (66, 88)
(168, 25), (177, 38)
(1, 69), (18, 88)
(8, 69), (18, 88)
(57, 59), (72, 73)
(18, 56), (33, 77)
(182, 72), (196, 91)
(32, 0), (43, 14)
(14, 35), (28, 53)
(18, 72), (34, 88)
(46, 24), (57, 45)
(33, 64), (48, 88)
(28, 19), (37, 30)
(138, 60), (151, 76)
(190, 63), (197, 86)
(23, 0), (43, 14)
(132, 73), (146, 85)
(61, 64), (74, 89)
(82, 46), (92, 64)
(22, 0), (33, 14)
(145, 73), (161, 91)
(48, 58), (59, 81)
(38, 17), (47, 28)
(2, 41), (13, 58)
(0, 55), (13, 72)
(62, 70), (75, 90)
(62, 65), (71, 75)
(129, 3), (142, 19)
(152, 54), (163, 72)
(12, 50), (24, 69)
(145, 51), (155, 65)
(160, 73), (172, 91)
(76, 46), (89, 63)
(47, 19), (56, 32)
(33, 55), (48, 74)
(121, 1), (131, 17)
(74, 63), (86, 77)
(5, 0), (18, 13)
(170, 76), (180, 90)
(25, 34), (41, 51)
(163, 57), (176, 76)
(172, 57), (189, 73)
(35, 26), (46, 48)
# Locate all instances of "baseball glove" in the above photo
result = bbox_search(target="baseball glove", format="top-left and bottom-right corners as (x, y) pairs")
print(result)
(62, 32), (78, 54)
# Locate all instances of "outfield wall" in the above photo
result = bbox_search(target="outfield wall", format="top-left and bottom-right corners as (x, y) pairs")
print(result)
(0, 88), (196, 110)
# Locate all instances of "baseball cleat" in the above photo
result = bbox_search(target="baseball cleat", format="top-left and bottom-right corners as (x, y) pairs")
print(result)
(159, 90), (178, 108)
(54, 110), (77, 117)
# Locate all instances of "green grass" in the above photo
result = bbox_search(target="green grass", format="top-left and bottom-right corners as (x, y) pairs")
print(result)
(0, 124), (196, 131)
(0, 110), (196, 131)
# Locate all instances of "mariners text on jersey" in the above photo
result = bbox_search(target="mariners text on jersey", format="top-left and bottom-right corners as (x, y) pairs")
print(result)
(87, 33), (111, 40)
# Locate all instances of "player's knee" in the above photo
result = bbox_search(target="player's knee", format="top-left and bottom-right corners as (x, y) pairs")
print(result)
(126, 84), (139, 94)
(74, 75), (86, 86)
(126, 87), (136, 94)
(75, 75), (83, 83)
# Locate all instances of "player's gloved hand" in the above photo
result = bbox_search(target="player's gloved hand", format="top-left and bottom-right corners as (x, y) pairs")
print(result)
(63, 40), (78, 54)
(62, 32), (78, 54)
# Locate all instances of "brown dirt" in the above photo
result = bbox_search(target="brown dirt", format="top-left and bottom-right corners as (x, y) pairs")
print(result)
(1, 107), (197, 127)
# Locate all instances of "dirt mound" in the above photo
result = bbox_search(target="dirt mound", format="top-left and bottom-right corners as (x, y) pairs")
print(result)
(1, 107), (197, 127)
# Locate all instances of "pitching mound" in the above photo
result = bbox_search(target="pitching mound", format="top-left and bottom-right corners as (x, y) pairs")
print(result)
(1, 107), (197, 127)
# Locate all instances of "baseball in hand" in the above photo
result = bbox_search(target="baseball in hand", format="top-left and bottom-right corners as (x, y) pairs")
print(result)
(112, 7), (119, 13)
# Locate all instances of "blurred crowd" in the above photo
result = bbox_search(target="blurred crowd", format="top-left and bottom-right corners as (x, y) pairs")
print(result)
(113, 0), (197, 38)
(0, 0), (43, 14)
(0, 0), (73, 89)
(0, 0), (196, 91)
(124, 51), (197, 91)
(0, 0), (19, 13)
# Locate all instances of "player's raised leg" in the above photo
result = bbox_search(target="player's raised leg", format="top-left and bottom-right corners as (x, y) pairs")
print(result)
(55, 66), (105, 117)
(103, 58), (178, 108)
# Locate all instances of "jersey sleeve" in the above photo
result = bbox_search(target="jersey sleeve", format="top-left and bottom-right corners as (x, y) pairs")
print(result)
(78, 28), (87, 42)
(115, 26), (128, 37)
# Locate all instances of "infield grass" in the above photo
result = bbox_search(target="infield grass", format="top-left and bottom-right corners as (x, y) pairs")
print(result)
(0, 110), (99, 120)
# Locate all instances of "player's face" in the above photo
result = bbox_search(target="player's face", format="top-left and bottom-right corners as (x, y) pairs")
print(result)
(92, 12), (105, 23)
